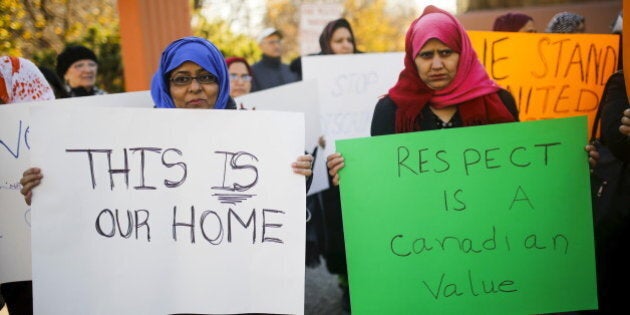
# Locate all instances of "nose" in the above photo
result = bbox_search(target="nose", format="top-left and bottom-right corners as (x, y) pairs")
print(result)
(431, 56), (443, 69)
(84, 64), (97, 72)
(188, 78), (202, 91)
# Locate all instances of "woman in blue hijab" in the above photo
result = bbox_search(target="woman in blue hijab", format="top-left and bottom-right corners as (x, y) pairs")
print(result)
(20, 36), (313, 204)
(151, 36), (234, 109)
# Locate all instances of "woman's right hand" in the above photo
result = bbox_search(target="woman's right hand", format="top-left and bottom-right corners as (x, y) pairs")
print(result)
(20, 167), (42, 206)
(326, 153), (345, 186)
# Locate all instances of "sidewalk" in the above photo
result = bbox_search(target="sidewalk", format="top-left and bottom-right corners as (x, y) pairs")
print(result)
(305, 258), (345, 315)
(0, 258), (344, 315)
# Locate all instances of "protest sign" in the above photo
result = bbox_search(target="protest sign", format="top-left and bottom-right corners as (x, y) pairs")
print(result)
(337, 117), (597, 314)
(469, 31), (619, 132)
(302, 52), (404, 153)
(0, 91), (151, 283)
(28, 105), (306, 314)
(235, 80), (327, 195)
(299, 3), (343, 55)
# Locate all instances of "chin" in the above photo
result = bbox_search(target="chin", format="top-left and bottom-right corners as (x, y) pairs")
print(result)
(232, 90), (247, 98)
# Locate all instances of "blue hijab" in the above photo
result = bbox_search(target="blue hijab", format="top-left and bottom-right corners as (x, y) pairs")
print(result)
(151, 36), (230, 109)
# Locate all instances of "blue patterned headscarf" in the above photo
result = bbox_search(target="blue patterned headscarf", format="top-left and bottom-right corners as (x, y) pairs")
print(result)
(545, 12), (585, 33)
(151, 36), (230, 109)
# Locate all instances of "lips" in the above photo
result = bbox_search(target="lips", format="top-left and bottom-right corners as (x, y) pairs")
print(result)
(429, 74), (447, 81)
(186, 99), (207, 107)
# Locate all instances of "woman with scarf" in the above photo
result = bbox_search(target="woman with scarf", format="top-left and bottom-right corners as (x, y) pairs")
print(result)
(319, 18), (361, 56)
(1, 55), (55, 315)
(545, 12), (586, 33)
(290, 18), (360, 80)
(328, 5), (520, 184)
(56, 45), (107, 97)
(326, 8), (599, 313)
(1, 56), (55, 105)
(492, 12), (536, 33)
(328, 6), (598, 181)
(304, 17), (362, 314)
(21, 36), (313, 203)
(225, 56), (253, 98)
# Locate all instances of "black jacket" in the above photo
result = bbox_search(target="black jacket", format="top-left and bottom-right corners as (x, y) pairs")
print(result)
(250, 55), (298, 92)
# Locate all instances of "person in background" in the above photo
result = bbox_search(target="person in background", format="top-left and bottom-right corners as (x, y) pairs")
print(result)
(225, 56), (253, 98)
(250, 28), (298, 92)
(545, 11), (586, 33)
(1, 55), (55, 315)
(290, 18), (361, 80)
(1, 56), (55, 105)
(56, 45), (107, 97)
(297, 17), (362, 315)
(589, 69), (630, 314)
(319, 18), (360, 55)
(611, 11), (623, 71)
(492, 12), (536, 32)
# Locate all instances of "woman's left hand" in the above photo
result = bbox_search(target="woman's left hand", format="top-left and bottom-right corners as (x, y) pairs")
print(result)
(292, 154), (313, 177)
(585, 144), (599, 170)
(619, 108), (630, 136)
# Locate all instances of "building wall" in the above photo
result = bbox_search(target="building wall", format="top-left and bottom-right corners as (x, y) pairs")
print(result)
(456, 0), (621, 34)
(458, 0), (603, 13)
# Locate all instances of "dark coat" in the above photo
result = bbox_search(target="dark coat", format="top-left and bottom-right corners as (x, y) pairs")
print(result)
(250, 55), (298, 92)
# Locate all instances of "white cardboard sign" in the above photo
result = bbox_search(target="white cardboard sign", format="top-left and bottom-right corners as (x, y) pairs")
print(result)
(0, 91), (152, 283)
(28, 105), (306, 314)
(302, 52), (404, 153)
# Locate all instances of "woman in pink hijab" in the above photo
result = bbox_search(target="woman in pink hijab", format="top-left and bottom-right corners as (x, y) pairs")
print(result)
(327, 5), (598, 183)
(0, 56), (55, 105)
(326, 6), (519, 183)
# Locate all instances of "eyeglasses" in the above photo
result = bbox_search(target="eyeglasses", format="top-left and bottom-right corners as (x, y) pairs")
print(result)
(170, 74), (218, 86)
(229, 74), (252, 82)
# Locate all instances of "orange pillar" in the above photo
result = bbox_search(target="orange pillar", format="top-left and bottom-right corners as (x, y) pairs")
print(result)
(118, 0), (192, 92)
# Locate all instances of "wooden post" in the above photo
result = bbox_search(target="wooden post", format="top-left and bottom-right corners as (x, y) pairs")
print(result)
(118, 0), (192, 92)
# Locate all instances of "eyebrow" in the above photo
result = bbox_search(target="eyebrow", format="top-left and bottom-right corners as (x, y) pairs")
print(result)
(420, 48), (452, 53)
(172, 69), (210, 75)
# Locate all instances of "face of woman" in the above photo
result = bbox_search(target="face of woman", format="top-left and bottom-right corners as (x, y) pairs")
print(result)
(330, 27), (355, 54)
(228, 62), (252, 98)
(64, 59), (97, 89)
(518, 20), (536, 33)
(168, 61), (219, 109)
(414, 38), (460, 91)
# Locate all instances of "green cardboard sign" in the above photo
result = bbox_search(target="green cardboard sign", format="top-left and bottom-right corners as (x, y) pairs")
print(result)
(337, 116), (597, 315)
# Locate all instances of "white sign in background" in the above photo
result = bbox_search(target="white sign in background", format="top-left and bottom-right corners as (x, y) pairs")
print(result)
(302, 52), (404, 153)
(0, 91), (152, 283)
(299, 3), (343, 56)
(0, 103), (32, 284)
(235, 80), (328, 195)
(29, 105), (305, 314)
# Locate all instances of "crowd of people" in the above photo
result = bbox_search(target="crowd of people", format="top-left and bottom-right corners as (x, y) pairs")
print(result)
(1, 4), (627, 315)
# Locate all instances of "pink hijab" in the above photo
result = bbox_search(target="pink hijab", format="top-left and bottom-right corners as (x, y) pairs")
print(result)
(388, 6), (515, 132)
(0, 56), (55, 104)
